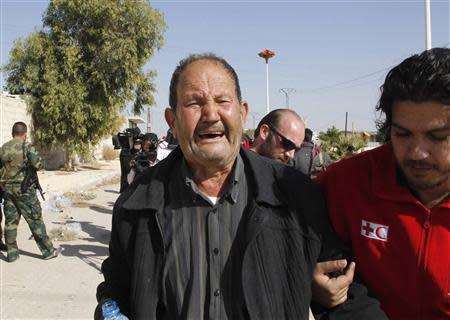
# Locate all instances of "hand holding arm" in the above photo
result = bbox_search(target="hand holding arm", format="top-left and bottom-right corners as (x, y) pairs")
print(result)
(312, 259), (355, 308)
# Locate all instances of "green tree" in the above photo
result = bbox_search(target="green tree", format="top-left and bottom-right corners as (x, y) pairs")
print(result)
(3, 0), (166, 169)
(319, 126), (367, 160)
(244, 128), (255, 139)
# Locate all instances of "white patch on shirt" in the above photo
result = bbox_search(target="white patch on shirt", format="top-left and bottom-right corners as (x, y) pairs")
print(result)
(206, 196), (218, 205)
(360, 219), (389, 242)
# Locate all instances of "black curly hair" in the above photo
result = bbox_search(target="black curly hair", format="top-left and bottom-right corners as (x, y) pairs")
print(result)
(376, 47), (450, 142)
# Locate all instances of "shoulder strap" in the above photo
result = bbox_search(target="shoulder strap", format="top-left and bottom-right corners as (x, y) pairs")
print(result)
(22, 141), (28, 164)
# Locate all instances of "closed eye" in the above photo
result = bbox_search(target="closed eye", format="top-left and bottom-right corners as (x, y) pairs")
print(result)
(428, 133), (448, 142)
(185, 101), (200, 107)
(392, 130), (411, 138)
(215, 95), (232, 104)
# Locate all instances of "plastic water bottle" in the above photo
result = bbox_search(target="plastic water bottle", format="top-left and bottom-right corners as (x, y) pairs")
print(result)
(102, 299), (128, 320)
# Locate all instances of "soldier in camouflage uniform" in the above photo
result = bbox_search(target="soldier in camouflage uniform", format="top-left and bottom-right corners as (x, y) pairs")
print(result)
(0, 122), (59, 262)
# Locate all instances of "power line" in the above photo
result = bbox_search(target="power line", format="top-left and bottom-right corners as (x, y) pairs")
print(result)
(279, 88), (296, 109)
(299, 66), (391, 94)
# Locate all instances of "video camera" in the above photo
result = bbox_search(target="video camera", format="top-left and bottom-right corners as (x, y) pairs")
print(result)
(112, 127), (144, 151)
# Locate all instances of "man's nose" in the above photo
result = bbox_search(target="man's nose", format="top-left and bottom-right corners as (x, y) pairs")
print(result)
(408, 140), (429, 160)
(201, 101), (220, 122)
(284, 149), (296, 161)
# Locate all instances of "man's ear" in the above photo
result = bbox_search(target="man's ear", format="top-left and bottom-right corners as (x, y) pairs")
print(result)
(259, 124), (271, 141)
(165, 107), (177, 138)
(241, 101), (249, 126)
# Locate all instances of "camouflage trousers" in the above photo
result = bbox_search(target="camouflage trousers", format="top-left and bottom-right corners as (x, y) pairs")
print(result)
(3, 183), (54, 261)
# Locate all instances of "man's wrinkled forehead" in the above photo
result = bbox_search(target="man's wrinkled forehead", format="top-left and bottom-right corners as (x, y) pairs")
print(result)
(392, 101), (450, 130)
(177, 60), (236, 91)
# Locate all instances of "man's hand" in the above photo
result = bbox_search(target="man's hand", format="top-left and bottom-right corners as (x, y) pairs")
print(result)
(129, 160), (136, 168)
(312, 259), (355, 308)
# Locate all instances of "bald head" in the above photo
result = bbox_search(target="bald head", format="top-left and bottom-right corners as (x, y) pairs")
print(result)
(251, 109), (305, 163)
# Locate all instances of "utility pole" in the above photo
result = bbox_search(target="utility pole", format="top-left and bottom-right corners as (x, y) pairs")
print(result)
(279, 88), (296, 109)
(344, 112), (348, 137)
(147, 106), (151, 133)
(425, 0), (432, 49)
(250, 112), (259, 130)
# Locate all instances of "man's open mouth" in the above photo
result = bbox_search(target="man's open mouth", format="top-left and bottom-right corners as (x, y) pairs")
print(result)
(197, 131), (225, 139)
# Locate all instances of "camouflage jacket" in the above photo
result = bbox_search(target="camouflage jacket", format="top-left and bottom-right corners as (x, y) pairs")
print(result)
(0, 138), (41, 184)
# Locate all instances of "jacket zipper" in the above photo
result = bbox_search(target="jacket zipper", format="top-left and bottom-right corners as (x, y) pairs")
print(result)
(155, 211), (165, 256)
(418, 212), (431, 319)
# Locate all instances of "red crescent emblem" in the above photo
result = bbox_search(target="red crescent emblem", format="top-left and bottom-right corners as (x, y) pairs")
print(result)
(375, 226), (387, 240)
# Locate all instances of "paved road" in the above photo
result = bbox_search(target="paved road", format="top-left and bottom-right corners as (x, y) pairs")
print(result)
(0, 182), (120, 319)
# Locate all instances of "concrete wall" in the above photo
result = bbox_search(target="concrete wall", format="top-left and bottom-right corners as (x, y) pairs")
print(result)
(0, 94), (145, 164)
(0, 93), (32, 146)
(0, 93), (67, 169)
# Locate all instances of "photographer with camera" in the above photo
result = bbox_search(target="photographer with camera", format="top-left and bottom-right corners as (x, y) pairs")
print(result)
(127, 133), (158, 185)
(112, 127), (144, 192)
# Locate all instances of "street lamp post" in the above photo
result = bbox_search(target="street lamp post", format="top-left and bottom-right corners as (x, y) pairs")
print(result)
(258, 49), (275, 115)
(424, 0), (432, 49)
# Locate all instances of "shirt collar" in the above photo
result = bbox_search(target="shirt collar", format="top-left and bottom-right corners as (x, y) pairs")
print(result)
(122, 147), (284, 212)
(182, 154), (244, 205)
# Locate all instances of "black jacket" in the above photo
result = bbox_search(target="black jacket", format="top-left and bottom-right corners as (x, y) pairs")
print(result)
(290, 142), (332, 177)
(96, 148), (386, 320)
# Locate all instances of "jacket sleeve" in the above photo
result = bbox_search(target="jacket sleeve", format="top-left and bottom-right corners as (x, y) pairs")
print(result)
(278, 166), (387, 320)
(95, 199), (132, 319)
(25, 143), (42, 170)
(311, 175), (387, 319)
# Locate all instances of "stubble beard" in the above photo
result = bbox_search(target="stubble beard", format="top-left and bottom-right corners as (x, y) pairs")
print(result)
(402, 163), (450, 192)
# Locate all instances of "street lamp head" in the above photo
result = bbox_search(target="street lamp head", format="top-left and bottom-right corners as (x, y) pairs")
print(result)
(258, 49), (276, 63)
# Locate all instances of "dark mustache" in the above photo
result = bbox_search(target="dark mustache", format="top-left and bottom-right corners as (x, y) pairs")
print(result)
(195, 123), (226, 134)
(404, 160), (436, 170)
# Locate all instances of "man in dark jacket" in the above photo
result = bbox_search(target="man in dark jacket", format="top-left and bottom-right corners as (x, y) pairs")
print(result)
(96, 53), (386, 319)
(291, 128), (332, 177)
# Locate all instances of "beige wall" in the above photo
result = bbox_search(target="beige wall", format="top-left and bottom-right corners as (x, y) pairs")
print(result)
(0, 93), (66, 169)
(0, 94), (144, 164)
(0, 93), (32, 146)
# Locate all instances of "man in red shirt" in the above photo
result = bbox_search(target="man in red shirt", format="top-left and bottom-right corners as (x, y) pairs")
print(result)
(315, 48), (450, 319)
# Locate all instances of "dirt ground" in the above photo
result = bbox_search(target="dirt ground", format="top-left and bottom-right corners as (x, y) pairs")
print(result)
(0, 162), (120, 319)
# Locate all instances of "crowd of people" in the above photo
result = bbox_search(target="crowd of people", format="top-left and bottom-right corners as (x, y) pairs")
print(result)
(0, 47), (448, 319)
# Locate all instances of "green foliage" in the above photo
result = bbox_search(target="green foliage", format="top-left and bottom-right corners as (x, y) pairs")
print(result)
(318, 126), (367, 160)
(3, 0), (166, 161)
(244, 129), (255, 139)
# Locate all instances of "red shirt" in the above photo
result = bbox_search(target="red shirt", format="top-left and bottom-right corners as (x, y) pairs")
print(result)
(315, 144), (450, 319)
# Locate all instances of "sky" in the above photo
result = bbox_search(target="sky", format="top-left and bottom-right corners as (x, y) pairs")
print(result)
(1, 0), (449, 137)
